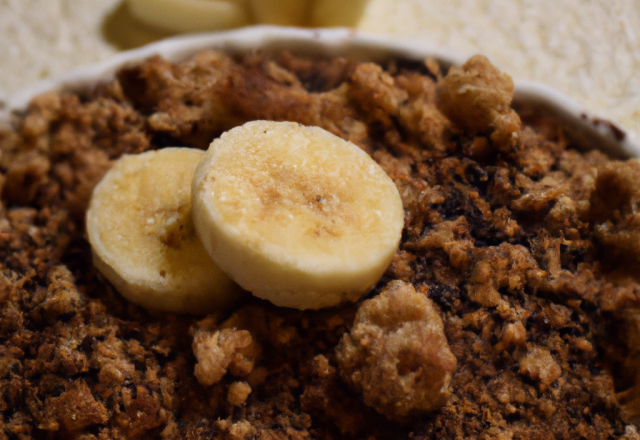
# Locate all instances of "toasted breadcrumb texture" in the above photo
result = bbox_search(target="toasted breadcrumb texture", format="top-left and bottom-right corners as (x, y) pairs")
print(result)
(337, 280), (456, 422)
(192, 327), (254, 386)
(591, 160), (640, 265)
(436, 55), (522, 152)
(1, 50), (640, 439)
(227, 381), (251, 406)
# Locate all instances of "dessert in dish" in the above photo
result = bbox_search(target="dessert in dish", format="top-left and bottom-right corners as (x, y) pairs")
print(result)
(1, 45), (640, 440)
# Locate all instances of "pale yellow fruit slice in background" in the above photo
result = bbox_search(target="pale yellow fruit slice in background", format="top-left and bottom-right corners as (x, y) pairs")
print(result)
(309, 0), (370, 27)
(87, 147), (242, 314)
(249, 0), (312, 26)
(127, 0), (250, 33)
(192, 121), (405, 310)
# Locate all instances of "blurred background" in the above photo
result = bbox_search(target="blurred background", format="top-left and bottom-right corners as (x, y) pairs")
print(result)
(0, 0), (638, 140)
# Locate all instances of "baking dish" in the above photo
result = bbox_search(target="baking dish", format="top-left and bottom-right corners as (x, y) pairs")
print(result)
(2, 25), (640, 439)
(2, 25), (638, 158)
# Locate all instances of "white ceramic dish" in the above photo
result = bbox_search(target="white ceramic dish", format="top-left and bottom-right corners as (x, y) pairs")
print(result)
(2, 25), (638, 158)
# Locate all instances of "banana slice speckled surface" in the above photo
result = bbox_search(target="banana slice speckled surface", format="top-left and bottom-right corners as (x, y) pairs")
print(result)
(191, 121), (405, 310)
(87, 147), (242, 314)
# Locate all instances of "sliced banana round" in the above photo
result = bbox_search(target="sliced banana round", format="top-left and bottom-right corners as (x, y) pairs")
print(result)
(87, 148), (242, 315)
(127, 0), (250, 34)
(249, 0), (312, 26)
(192, 121), (405, 310)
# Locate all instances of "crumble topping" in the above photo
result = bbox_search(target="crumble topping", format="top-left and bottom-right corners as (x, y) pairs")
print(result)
(336, 280), (457, 422)
(0, 49), (639, 439)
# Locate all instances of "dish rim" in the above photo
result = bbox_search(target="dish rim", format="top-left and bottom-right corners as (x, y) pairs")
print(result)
(2, 25), (638, 158)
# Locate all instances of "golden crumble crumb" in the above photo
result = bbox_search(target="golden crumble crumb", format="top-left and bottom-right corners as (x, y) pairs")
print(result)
(227, 381), (251, 406)
(519, 346), (562, 390)
(336, 280), (457, 422)
(192, 327), (254, 386)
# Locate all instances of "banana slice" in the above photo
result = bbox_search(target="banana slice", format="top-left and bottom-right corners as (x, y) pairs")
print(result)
(192, 121), (404, 310)
(249, 0), (312, 26)
(87, 148), (242, 314)
(127, 0), (250, 33)
(309, 0), (370, 27)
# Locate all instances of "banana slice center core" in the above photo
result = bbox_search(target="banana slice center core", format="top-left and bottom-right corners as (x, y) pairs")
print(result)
(201, 121), (403, 267)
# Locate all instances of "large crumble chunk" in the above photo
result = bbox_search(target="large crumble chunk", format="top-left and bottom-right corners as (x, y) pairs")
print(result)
(336, 280), (456, 422)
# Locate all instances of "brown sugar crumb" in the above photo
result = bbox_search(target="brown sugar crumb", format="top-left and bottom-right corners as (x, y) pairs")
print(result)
(518, 346), (562, 390)
(1, 49), (640, 439)
(227, 381), (252, 406)
(215, 419), (256, 440)
(590, 160), (640, 265)
(191, 317), (257, 386)
(337, 280), (457, 422)
(43, 380), (109, 431)
(436, 55), (515, 133)
(436, 54), (522, 151)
